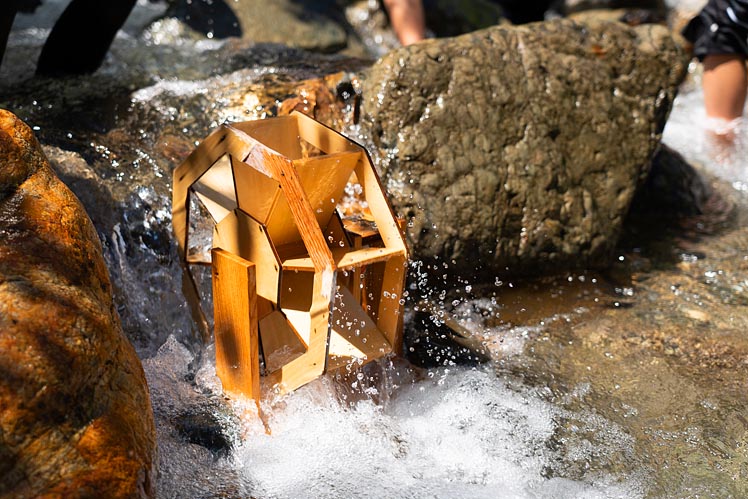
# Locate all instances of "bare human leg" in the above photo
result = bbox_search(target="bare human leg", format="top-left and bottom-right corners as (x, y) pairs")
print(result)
(702, 53), (747, 146)
(703, 53), (747, 120)
(382, 0), (425, 46)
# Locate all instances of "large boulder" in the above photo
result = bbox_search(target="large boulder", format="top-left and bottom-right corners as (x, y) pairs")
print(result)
(361, 19), (688, 277)
(0, 110), (156, 498)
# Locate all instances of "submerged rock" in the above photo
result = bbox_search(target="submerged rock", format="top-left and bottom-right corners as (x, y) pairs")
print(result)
(362, 19), (688, 278)
(0, 110), (156, 498)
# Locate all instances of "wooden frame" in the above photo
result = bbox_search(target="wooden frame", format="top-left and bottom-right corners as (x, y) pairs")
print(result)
(173, 112), (408, 400)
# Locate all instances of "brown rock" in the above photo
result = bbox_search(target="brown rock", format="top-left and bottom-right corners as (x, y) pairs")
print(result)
(361, 19), (688, 278)
(0, 110), (156, 498)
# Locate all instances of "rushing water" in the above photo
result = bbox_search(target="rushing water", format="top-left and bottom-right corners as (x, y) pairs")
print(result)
(3, 2), (748, 497)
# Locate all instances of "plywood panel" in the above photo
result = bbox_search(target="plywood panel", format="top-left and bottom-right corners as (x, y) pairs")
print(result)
(193, 154), (236, 224)
(233, 115), (303, 159)
(265, 151), (359, 247)
(257, 152), (334, 273)
(259, 310), (307, 374)
(214, 210), (280, 312)
(212, 249), (260, 399)
(327, 286), (392, 372)
(173, 125), (253, 260)
(324, 212), (351, 251)
(279, 268), (315, 346)
(233, 155), (282, 225)
(296, 151), (359, 224)
(293, 111), (359, 155)
(264, 270), (333, 393)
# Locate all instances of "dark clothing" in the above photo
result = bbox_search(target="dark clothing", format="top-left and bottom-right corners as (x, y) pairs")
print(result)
(683, 0), (748, 60)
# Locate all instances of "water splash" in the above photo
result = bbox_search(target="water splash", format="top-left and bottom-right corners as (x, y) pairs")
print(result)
(662, 63), (748, 191)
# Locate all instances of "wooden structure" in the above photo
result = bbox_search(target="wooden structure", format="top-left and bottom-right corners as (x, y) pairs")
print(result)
(173, 111), (408, 400)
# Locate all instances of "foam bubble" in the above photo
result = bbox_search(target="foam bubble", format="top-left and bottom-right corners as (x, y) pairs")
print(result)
(233, 367), (643, 499)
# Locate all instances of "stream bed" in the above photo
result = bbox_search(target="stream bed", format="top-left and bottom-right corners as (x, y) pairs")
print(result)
(2, 2), (748, 497)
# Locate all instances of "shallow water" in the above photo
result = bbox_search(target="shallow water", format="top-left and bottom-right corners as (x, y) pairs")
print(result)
(3, 3), (748, 498)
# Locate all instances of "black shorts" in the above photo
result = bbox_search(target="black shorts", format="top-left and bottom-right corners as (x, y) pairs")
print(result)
(683, 0), (748, 60)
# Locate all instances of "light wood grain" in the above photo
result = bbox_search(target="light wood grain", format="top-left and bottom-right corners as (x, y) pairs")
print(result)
(192, 154), (236, 224)
(259, 310), (306, 374)
(212, 248), (260, 399)
(233, 115), (303, 159)
(280, 246), (403, 272)
(174, 114), (410, 399)
(213, 209), (280, 317)
(327, 286), (392, 372)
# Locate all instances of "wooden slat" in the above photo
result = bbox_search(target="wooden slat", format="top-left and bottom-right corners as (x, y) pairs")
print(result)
(173, 125), (253, 260)
(192, 154), (236, 224)
(180, 265), (210, 343)
(232, 115), (303, 159)
(376, 254), (408, 352)
(281, 246), (405, 272)
(212, 248), (260, 400)
(327, 286), (392, 372)
(258, 151), (334, 273)
(213, 210), (280, 313)
(264, 151), (359, 248)
(259, 310), (307, 374)
(293, 111), (359, 155)
(353, 152), (408, 256)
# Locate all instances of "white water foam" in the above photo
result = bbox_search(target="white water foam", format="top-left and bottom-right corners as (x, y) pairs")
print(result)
(234, 366), (642, 499)
(145, 330), (645, 499)
(662, 64), (748, 191)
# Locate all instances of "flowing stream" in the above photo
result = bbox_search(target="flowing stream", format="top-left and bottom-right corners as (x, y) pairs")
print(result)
(2, 2), (748, 497)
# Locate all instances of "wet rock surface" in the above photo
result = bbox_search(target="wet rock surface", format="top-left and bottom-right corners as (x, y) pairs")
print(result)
(362, 19), (688, 278)
(0, 110), (156, 499)
(521, 173), (748, 495)
(160, 0), (353, 54)
(425, 158), (748, 495)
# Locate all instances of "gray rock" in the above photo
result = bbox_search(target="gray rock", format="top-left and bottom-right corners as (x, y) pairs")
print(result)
(159, 0), (350, 53)
(361, 19), (688, 277)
